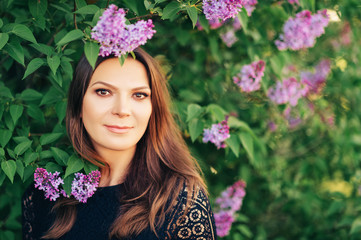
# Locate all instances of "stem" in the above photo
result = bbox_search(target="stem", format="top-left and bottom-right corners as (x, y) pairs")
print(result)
(128, 13), (158, 21)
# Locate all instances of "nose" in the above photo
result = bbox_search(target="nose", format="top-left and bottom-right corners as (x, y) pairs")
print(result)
(111, 94), (131, 117)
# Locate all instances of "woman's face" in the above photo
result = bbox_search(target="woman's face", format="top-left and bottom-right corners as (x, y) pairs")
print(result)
(81, 57), (152, 154)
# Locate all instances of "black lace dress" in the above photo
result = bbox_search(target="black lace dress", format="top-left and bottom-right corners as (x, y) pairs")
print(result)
(22, 183), (217, 240)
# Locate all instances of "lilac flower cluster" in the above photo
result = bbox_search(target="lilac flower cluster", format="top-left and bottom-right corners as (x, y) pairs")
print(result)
(91, 4), (156, 57)
(267, 77), (309, 106)
(203, 0), (246, 21)
(203, 116), (231, 149)
(71, 171), (101, 203)
(34, 168), (101, 203)
(233, 60), (265, 92)
(34, 168), (65, 201)
(301, 59), (331, 95)
(275, 10), (329, 51)
(214, 180), (246, 237)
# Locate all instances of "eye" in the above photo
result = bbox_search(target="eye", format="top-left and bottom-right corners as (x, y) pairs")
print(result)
(95, 89), (110, 96)
(133, 92), (149, 99)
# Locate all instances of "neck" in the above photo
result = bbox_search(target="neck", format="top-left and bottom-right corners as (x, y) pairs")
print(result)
(95, 146), (136, 187)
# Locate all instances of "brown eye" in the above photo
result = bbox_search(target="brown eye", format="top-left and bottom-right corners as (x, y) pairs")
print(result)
(95, 89), (110, 96)
(133, 92), (149, 99)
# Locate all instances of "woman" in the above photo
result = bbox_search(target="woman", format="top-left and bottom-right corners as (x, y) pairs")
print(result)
(22, 48), (217, 239)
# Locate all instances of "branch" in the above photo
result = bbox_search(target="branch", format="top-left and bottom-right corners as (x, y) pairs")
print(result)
(128, 13), (158, 21)
(73, 0), (78, 29)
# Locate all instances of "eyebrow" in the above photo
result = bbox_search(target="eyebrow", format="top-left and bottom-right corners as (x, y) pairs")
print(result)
(90, 81), (150, 91)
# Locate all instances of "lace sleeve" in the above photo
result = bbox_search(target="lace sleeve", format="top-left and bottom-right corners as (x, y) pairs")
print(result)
(22, 185), (36, 240)
(165, 187), (217, 240)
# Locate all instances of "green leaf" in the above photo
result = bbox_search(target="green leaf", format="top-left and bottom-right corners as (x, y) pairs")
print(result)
(45, 162), (63, 173)
(63, 174), (74, 196)
(84, 161), (98, 175)
(186, 104), (203, 122)
(186, 6), (198, 28)
(0, 170), (6, 186)
(50, 147), (69, 166)
(16, 159), (24, 180)
(30, 43), (53, 56)
(0, 129), (12, 148)
(75, 5), (99, 14)
(29, 0), (48, 17)
(24, 152), (38, 165)
(123, 0), (139, 15)
(27, 104), (45, 124)
(10, 105), (24, 125)
(40, 133), (63, 145)
(0, 86), (13, 99)
(350, 217), (361, 235)
(162, 2), (181, 20)
(20, 89), (43, 101)
(188, 119), (204, 142)
(64, 155), (84, 178)
(56, 29), (83, 46)
(75, 0), (87, 9)
(4, 42), (25, 66)
(207, 104), (226, 122)
(22, 58), (45, 79)
(84, 41), (100, 69)
(4, 113), (15, 131)
(14, 141), (32, 156)
(239, 132), (254, 160)
(237, 224), (253, 238)
(0, 105), (3, 121)
(55, 100), (67, 123)
(0, 19), (3, 28)
(47, 55), (61, 75)
(40, 87), (63, 106)
(225, 134), (240, 157)
(12, 24), (37, 43)
(118, 54), (127, 66)
(0, 148), (4, 157)
(23, 165), (36, 181)
(238, 9), (248, 34)
(1, 160), (16, 183)
(0, 33), (9, 50)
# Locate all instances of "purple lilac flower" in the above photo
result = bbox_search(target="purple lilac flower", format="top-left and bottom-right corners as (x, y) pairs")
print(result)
(203, 0), (246, 21)
(301, 59), (331, 95)
(214, 180), (246, 237)
(267, 77), (308, 106)
(220, 29), (238, 47)
(91, 4), (156, 57)
(214, 210), (234, 237)
(34, 168), (64, 201)
(243, 0), (258, 16)
(203, 116), (230, 149)
(233, 60), (265, 92)
(71, 170), (101, 203)
(275, 10), (329, 50)
(268, 121), (278, 132)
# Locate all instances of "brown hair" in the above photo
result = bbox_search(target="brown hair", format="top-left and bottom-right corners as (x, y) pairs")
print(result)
(43, 48), (206, 239)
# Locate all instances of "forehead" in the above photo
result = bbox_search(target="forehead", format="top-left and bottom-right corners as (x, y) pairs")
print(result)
(90, 57), (149, 87)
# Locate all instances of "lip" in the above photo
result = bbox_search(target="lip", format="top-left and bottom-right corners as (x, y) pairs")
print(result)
(104, 125), (133, 134)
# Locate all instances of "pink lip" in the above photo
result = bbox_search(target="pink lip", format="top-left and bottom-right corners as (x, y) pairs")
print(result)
(104, 125), (133, 134)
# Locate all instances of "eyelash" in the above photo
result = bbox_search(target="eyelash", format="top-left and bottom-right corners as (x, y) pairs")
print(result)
(94, 89), (149, 99)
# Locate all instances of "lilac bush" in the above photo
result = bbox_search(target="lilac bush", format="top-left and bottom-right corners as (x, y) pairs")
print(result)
(203, 0), (246, 21)
(71, 171), (101, 203)
(301, 59), (331, 95)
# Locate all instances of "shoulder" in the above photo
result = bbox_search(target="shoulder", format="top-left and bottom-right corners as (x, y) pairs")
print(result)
(164, 184), (217, 240)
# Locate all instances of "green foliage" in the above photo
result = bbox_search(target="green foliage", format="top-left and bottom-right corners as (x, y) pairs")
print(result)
(0, 0), (361, 239)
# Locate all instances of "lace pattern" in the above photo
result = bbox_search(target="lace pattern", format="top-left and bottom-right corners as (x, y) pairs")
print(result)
(165, 188), (217, 240)
(22, 186), (36, 240)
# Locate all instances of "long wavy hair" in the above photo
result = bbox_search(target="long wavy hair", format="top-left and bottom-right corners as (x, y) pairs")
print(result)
(43, 48), (206, 239)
